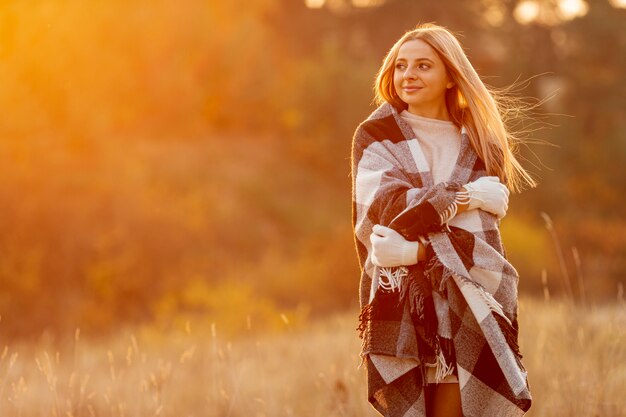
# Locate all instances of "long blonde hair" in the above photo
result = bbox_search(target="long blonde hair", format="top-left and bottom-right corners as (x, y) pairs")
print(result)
(374, 23), (537, 193)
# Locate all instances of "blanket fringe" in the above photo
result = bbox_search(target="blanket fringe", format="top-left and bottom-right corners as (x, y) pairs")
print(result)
(440, 191), (465, 225)
(357, 265), (408, 343)
(356, 302), (374, 370)
(399, 270), (425, 321)
(457, 276), (512, 326)
(424, 253), (440, 276)
(397, 262), (438, 341)
(434, 347), (455, 383)
(356, 302), (374, 340)
(357, 350), (367, 370)
(494, 313), (525, 368)
(378, 266), (408, 292)
(424, 254), (454, 293)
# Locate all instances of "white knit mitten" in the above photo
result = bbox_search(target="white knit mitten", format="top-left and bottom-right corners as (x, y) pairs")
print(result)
(370, 225), (420, 267)
(461, 176), (510, 218)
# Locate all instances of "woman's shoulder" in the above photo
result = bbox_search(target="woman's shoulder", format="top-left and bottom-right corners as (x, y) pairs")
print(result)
(354, 102), (405, 144)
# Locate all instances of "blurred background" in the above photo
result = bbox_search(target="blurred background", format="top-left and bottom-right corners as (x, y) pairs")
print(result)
(0, 0), (624, 341)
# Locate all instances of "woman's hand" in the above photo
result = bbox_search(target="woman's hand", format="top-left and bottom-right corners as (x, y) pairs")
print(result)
(462, 176), (510, 218)
(369, 224), (420, 267)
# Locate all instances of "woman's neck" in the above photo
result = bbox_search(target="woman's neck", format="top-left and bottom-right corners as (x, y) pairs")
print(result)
(406, 103), (451, 122)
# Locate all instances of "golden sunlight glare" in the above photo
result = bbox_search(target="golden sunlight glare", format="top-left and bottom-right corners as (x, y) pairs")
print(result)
(609, 0), (626, 8)
(559, 0), (589, 20)
(352, 0), (386, 7)
(483, 3), (506, 27)
(514, 0), (540, 24)
(305, 0), (326, 8)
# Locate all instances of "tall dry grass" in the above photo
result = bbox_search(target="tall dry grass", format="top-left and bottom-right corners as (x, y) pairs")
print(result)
(0, 295), (623, 417)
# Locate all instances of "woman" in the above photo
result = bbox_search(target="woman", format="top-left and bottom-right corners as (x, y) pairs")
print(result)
(351, 23), (534, 417)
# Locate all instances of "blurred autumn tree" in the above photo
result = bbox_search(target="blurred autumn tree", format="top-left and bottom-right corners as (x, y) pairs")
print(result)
(0, 0), (623, 339)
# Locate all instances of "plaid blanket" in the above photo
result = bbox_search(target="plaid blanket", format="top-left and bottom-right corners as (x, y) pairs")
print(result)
(351, 102), (532, 416)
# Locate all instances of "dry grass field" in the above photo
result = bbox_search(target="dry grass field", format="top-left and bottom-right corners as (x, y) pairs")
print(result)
(0, 296), (624, 417)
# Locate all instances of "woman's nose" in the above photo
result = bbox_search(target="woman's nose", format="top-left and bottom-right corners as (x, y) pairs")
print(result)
(403, 67), (418, 80)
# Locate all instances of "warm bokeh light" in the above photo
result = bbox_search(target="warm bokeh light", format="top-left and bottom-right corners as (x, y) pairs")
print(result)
(352, 0), (386, 7)
(514, 0), (589, 24)
(305, 0), (326, 8)
(558, 0), (589, 20)
(514, 0), (540, 24)
(483, 1), (506, 27)
(609, 0), (626, 8)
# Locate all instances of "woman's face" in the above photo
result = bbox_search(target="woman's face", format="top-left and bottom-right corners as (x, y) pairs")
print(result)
(393, 39), (452, 117)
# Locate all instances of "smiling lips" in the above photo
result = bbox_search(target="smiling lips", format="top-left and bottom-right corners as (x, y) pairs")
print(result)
(403, 86), (423, 93)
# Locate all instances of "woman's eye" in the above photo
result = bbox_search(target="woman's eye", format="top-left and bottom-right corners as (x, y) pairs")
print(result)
(395, 63), (430, 70)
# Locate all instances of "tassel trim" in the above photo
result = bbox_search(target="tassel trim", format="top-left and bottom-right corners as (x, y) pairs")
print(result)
(356, 302), (374, 369)
(378, 266), (408, 292)
(424, 254), (455, 294)
(456, 275), (512, 326)
(398, 270), (426, 321)
(424, 336), (457, 383)
(426, 238), (511, 326)
(434, 346), (455, 383)
(440, 189), (471, 225)
(495, 313), (526, 371)
(356, 302), (373, 340)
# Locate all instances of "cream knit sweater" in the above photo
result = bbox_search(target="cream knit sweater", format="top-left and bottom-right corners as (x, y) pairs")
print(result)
(399, 109), (462, 184)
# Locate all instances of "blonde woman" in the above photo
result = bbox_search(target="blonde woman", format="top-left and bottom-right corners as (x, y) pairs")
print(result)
(351, 23), (534, 417)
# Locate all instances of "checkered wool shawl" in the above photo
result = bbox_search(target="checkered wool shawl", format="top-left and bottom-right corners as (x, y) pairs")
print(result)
(351, 102), (532, 417)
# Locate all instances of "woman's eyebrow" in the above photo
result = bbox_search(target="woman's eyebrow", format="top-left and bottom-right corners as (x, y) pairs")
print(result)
(395, 57), (434, 63)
